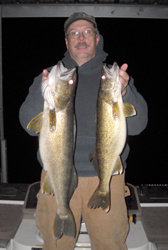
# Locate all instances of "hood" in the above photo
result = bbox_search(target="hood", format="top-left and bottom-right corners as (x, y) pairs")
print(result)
(62, 34), (108, 74)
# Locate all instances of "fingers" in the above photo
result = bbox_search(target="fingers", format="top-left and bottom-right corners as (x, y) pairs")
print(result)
(119, 64), (129, 84)
(120, 63), (128, 72)
(41, 69), (49, 85)
(43, 69), (49, 77)
(119, 64), (129, 96)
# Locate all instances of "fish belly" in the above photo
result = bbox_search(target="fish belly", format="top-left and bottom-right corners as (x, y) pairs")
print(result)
(97, 100), (126, 191)
(88, 99), (126, 212)
(39, 105), (77, 239)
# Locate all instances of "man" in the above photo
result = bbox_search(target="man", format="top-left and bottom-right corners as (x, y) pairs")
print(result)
(19, 12), (148, 250)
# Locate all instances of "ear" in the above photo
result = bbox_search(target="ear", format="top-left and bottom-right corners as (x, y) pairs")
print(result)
(96, 35), (100, 46)
(65, 38), (68, 49)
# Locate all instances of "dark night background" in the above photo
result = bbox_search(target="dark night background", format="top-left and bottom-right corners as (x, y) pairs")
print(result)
(1, 17), (168, 185)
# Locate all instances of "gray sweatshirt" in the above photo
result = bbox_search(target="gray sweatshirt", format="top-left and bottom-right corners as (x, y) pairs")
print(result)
(19, 35), (148, 177)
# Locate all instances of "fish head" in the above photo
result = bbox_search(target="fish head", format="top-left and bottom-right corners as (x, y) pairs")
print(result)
(47, 61), (77, 110)
(100, 63), (121, 104)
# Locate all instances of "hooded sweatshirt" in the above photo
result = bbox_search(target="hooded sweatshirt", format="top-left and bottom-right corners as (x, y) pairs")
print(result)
(19, 35), (148, 177)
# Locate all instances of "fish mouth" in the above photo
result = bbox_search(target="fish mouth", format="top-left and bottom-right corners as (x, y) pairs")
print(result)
(57, 62), (76, 82)
(102, 65), (113, 78)
(102, 63), (119, 78)
(60, 68), (76, 82)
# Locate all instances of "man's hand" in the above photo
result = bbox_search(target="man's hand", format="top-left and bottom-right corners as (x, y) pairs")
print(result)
(119, 64), (129, 96)
(41, 69), (49, 85)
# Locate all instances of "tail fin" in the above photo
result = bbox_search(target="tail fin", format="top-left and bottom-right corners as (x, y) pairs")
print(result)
(87, 189), (110, 213)
(53, 211), (76, 239)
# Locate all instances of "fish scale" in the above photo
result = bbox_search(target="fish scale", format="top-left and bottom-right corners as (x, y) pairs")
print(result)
(27, 61), (77, 239)
(88, 62), (136, 213)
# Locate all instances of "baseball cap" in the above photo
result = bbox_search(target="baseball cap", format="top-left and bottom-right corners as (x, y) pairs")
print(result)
(64, 12), (98, 33)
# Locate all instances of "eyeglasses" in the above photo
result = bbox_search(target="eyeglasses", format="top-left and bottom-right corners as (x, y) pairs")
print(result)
(66, 29), (97, 39)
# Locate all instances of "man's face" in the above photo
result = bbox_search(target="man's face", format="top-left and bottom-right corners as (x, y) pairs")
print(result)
(65, 20), (100, 66)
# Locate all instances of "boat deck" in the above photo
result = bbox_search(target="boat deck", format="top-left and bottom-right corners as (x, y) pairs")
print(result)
(0, 183), (168, 250)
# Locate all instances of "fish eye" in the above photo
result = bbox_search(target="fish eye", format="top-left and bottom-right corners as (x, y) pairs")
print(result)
(101, 75), (106, 80)
(68, 80), (74, 85)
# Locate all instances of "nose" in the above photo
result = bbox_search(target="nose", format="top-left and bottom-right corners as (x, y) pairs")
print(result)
(78, 32), (85, 40)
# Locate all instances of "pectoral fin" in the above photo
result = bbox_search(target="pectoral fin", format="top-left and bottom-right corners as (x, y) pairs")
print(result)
(49, 109), (56, 131)
(112, 102), (120, 119)
(112, 157), (123, 176)
(123, 103), (136, 117)
(41, 173), (54, 195)
(27, 112), (43, 133)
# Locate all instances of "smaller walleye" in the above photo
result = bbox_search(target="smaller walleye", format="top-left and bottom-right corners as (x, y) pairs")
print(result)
(88, 62), (136, 212)
(27, 61), (77, 239)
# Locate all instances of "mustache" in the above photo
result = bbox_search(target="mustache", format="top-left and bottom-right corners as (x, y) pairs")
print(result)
(75, 43), (89, 48)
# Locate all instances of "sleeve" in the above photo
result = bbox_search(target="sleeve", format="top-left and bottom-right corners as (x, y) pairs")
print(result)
(123, 77), (148, 136)
(19, 73), (44, 136)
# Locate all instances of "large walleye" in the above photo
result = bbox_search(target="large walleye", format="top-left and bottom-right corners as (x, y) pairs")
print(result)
(88, 62), (136, 212)
(27, 61), (77, 239)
